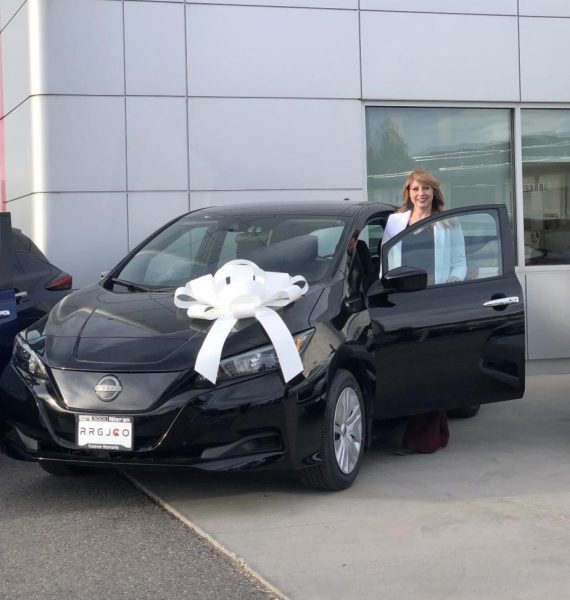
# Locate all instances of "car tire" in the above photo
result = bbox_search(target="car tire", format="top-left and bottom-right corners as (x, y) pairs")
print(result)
(300, 369), (365, 491)
(447, 405), (480, 419)
(39, 461), (90, 476)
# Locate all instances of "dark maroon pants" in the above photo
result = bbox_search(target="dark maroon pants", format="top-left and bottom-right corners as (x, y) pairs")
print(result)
(402, 411), (449, 454)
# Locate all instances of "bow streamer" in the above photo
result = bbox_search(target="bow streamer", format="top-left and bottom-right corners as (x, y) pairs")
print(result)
(174, 260), (309, 384)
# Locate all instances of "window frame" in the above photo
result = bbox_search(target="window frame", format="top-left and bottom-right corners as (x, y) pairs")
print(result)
(363, 101), (570, 274)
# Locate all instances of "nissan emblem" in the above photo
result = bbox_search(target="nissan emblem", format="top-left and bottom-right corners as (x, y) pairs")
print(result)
(95, 375), (123, 402)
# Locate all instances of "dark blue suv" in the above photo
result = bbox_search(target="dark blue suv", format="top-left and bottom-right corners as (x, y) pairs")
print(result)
(0, 213), (72, 375)
(0, 214), (18, 371)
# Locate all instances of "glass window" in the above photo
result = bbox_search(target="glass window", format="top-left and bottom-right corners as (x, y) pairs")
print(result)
(522, 109), (570, 266)
(366, 107), (513, 214)
(143, 226), (210, 286)
(358, 221), (385, 258)
(117, 214), (349, 288)
(384, 210), (502, 287)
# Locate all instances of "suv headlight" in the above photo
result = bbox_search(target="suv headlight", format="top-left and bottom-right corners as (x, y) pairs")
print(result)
(13, 333), (49, 380)
(217, 329), (314, 381)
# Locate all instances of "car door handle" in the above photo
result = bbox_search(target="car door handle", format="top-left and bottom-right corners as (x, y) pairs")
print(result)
(483, 296), (520, 308)
(0, 310), (11, 318)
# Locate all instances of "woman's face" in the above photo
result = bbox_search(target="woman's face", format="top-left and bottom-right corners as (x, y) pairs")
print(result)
(408, 179), (434, 213)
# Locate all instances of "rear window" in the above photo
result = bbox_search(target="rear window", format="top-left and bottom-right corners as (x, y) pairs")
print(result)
(12, 229), (49, 261)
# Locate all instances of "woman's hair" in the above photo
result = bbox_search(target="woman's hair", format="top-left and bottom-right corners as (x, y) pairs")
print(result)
(399, 169), (445, 214)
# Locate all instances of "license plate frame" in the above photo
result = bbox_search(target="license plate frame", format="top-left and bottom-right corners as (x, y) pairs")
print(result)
(76, 415), (133, 451)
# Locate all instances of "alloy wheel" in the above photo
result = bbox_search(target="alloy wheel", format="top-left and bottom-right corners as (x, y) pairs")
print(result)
(333, 386), (363, 474)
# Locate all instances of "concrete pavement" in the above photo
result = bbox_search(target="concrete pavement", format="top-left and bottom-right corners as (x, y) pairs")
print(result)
(132, 374), (570, 600)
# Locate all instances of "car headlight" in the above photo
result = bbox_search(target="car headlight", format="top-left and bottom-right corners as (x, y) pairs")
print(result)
(217, 329), (314, 381)
(13, 333), (49, 381)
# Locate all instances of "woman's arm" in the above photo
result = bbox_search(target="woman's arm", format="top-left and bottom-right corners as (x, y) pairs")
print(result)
(381, 215), (396, 246)
(448, 224), (467, 281)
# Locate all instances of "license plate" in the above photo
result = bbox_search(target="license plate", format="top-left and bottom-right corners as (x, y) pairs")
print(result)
(76, 415), (133, 450)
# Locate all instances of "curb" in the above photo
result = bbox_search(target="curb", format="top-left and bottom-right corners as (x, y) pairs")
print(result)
(123, 472), (291, 600)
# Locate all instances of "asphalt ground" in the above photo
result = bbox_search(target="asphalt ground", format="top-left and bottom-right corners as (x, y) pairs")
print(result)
(0, 454), (279, 600)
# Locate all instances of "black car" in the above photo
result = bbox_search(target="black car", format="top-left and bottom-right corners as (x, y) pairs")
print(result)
(0, 201), (525, 490)
(0, 213), (72, 375)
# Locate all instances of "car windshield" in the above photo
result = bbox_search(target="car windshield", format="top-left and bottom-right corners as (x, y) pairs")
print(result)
(115, 213), (349, 289)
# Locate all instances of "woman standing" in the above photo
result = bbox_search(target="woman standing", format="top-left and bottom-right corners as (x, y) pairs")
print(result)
(382, 169), (466, 454)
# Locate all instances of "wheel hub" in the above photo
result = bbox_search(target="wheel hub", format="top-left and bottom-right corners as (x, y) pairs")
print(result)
(333, 386), (363, 475)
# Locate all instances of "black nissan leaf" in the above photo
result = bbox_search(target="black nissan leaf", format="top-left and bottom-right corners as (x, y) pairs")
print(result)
(0, 201), (525, 490)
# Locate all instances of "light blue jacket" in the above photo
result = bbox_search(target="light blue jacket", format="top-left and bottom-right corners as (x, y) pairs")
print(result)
(382, 211), (467, 284)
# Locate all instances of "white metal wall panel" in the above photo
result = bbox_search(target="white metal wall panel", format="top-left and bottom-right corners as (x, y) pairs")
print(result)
(520, 18), (570, 101)
(187, 1), (357, 8)
(1, 1), (30, 115)
(41, 97), (126, 192)
(187, 5), (360, 98)
(526, 272), (570, 359)
(520, 0), (570, 17)
(4, 101), (33, 201)
(190, 189), (364, 210)
(39, 0), (124, 95)
(127, 191), (189, 249)
(360, 0), (517, 14)
(2, 0), (569, 364)
(188, 98), (363, 191)
(126, 97), (188, 191)
(125, 1), (186, 95)
(9, 192), (129, 288)
(0, 0), (26, 30)
(361, 12), (520, 101)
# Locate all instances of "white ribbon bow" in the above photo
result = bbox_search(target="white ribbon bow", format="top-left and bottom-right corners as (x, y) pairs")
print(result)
(174, 260), (309, 384)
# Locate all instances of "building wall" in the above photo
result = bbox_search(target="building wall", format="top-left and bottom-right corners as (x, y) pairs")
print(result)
(1, 0), (569, 360)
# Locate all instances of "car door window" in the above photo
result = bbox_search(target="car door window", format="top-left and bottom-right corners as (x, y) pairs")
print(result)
(346, 220), (385, 295)
(384, 210), (502, 287)
(358, 222), (384, 259)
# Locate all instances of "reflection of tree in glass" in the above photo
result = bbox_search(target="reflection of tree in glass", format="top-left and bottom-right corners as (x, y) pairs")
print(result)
(367, 118), (416, 176)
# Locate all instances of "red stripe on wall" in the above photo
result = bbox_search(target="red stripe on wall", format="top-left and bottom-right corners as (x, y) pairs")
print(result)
(0, 36), (6, 212)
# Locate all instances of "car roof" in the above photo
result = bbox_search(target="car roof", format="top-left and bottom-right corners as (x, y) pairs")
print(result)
(185, 200), (395, 218)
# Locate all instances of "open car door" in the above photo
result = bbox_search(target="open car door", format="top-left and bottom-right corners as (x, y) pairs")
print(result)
(0, 213), (18, 373)
(368, 205), (525, 419)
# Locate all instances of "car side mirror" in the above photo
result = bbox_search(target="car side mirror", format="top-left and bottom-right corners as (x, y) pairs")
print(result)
(343, 295), (365, 314)
(382, 266), (427, 292)
(366, 266), (428, 297)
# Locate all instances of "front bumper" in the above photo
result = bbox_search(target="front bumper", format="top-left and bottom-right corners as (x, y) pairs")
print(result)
(0, 362), (327, 472)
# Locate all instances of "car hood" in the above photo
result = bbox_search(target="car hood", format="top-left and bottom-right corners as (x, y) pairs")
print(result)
(40, 283), (324, 372)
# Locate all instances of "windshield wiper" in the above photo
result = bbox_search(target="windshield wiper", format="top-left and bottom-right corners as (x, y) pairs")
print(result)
(107, 278), (153, 293)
